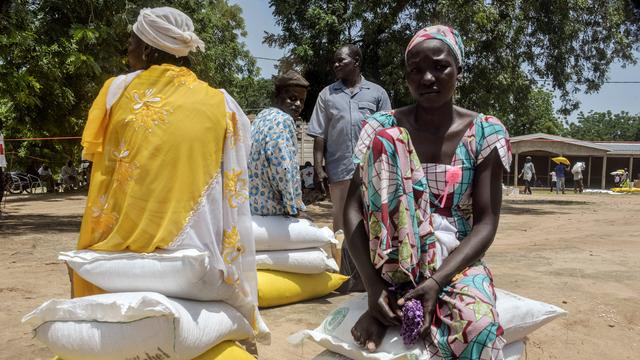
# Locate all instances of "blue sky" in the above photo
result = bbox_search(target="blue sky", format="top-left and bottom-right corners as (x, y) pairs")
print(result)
(230, 0), (286, 78)
(230, 0), (640, 122)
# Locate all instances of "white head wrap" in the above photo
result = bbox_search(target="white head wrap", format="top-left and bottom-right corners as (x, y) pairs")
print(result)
(133, 7), (205, 58)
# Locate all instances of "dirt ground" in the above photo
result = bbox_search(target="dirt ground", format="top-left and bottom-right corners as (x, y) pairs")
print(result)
(0, 191), (638, 360)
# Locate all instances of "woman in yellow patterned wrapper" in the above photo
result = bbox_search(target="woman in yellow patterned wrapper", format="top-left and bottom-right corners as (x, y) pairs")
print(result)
(71, 6), (269, 343)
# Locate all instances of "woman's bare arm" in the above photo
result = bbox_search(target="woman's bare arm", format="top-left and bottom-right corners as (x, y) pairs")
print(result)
(344, 171), (400, 325)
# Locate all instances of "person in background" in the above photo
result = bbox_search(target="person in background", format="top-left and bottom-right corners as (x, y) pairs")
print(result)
(554, 162), (567, 194)
(0, 133), (5, 211)
(308, 44), (392, 292)
(26, 162), (39, 178)
(248, 70), (310, 218)
(518, 156), (535, 195)
(0, 166), (4, 211)
(300, 161), (315, 190)
(61, 160), (79, 190)
(549, 170), (557, 192)
(38, 164), (55, 193)
(572, 162), (585, 193)
(621, 168), (630, 188)
(79, 160), (92, 187)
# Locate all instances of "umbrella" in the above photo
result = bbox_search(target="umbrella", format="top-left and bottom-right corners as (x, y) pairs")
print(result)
(551, 156), (570, 165)
(610, 169), (626, 176)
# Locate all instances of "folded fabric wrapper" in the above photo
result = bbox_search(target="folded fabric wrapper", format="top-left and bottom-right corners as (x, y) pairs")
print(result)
(289, 289), (566, 360)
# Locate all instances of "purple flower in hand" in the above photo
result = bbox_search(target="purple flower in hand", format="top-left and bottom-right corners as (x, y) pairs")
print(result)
(400, 299), (424, 346)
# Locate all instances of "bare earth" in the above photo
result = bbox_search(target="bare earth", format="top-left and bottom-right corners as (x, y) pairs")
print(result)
(1, 191), (638, 360)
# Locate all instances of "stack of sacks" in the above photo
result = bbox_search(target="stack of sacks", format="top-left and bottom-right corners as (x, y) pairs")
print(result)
(23, 292), (257, 360)
(252, 215), (348, 307)
(289, 289), (567, 360)
(22, 245), (270, 360)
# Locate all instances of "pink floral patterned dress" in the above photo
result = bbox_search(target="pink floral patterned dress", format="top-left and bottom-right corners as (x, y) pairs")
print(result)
(353, 111), (512, 359)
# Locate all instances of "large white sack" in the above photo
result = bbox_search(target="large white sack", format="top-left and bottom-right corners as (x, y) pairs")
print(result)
(22, 292), (253, 360)
(252, 215), (337, 251)
(60, 249), (236, 301)
(503, 341), (526, 360)
(430, 213), (460, 269)
(312, 340), (525, 360)
(256, 248), (339, 274)
(496, 289), (567, 343)
(289, 289), (565, 360)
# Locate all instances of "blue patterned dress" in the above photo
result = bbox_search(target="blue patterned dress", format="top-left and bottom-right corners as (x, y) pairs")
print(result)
(248, 107), (305, 216)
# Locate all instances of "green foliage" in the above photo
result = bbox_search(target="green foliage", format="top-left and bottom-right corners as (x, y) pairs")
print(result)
(564, 111), (640, 141)
(507, 88), (564, 136)
(266, 0), (639, 134)
(0, 0), (267, 171)
(233, 77), (275, 114)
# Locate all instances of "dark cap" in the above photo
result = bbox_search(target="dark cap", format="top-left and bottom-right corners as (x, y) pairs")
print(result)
(275, 70), (310, 89)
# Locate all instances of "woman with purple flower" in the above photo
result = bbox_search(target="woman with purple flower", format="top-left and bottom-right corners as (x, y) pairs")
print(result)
(344, 25), (511, 358)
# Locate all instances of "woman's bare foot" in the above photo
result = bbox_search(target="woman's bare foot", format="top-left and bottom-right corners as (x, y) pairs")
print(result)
(351, 310), (388, 352)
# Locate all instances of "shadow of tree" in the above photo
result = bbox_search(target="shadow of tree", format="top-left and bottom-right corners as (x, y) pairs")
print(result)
(505, 199), (589, 206)
(304, 200), (334, 226)
(501, 198), (590, 215)
(0, 213), (81, 236)
(301, 291), (356, 304)
(313, 201), (334, 211)
(501, 204), (566, 216)
(3, 192), (86, 204)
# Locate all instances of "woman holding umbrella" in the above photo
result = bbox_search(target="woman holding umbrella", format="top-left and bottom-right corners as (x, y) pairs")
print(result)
(552, 156), (570, 194)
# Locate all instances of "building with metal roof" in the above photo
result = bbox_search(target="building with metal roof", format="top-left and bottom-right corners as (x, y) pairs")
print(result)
(509, 133), (640, 189)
